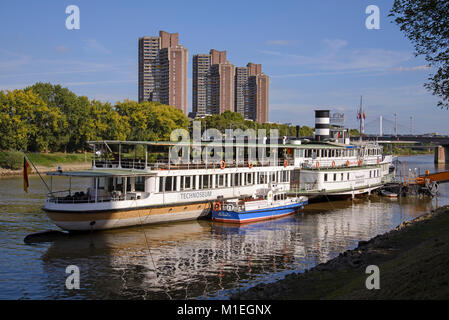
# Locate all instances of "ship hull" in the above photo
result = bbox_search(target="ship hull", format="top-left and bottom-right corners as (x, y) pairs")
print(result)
(212, 200), (307, 224)
(44, 202), (211, 231)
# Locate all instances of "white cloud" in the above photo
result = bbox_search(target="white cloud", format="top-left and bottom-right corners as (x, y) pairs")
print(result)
(83, 39), (111, 55)
(266, 40), (290, 46)
(259, 38), (413, 74)
(0, 49), (30, 69)
(56, 46), (68, 53)
(323, 39), (348, 51)
(393, 65), (431, 72)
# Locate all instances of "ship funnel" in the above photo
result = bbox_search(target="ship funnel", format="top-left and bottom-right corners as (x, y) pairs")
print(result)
(314, 110), (330, 141)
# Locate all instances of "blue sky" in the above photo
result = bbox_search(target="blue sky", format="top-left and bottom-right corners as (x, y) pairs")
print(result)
(0, 0), (447, 134)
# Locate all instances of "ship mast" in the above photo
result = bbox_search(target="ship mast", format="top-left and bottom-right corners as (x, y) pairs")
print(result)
(358, 96), (365, 142)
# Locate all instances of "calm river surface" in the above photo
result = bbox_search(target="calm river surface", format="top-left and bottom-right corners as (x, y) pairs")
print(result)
(1, 155), (448, 300)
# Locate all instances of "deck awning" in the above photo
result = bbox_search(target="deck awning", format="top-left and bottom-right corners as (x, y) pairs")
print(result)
(46, 169), (155, 178)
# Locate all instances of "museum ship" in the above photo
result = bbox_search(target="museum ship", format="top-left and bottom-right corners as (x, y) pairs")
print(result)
(42, 109), (392, 231)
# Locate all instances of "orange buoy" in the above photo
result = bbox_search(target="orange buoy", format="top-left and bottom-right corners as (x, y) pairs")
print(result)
(346, 160), (350, 166)
(316, 161), (320, 169)
(415, 177), (425, 184)
(332, 161), (336, 168)
(358, 159), (362, 166)
(213, 202), (221, 211)
(248, 160), (253, 169)
(377, 157), (380, 164)
(219, 160), (226, 169)
(284, 159), (288, 167)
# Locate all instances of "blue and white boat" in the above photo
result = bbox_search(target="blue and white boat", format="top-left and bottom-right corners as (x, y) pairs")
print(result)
(212, 187), (308, 224)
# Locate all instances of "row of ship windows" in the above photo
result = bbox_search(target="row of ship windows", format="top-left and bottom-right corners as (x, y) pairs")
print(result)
(302, 148), (381, 158)
(323, 169), (380, 182)
(159, 171), (290, 192)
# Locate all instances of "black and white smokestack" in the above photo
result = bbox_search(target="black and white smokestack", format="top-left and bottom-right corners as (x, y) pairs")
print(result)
(314, 110), (330, 141)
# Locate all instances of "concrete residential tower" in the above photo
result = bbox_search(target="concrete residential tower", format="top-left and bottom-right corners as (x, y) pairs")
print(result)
(192, 49), (235, 117)
(234, 63), (269, 123)
(138, 31), (188, 115)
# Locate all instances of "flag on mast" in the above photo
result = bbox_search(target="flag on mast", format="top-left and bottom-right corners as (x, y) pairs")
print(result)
(23, 157), (31, 193)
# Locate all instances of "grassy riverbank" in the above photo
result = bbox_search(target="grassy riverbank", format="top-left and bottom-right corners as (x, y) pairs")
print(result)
(233, 205), (449, 300)
(0, 151), (92, 177)
(391, 147), (433, 156)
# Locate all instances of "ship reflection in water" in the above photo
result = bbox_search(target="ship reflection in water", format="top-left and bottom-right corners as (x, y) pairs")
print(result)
(2, 155), (447, 299)
(40, 195), (440, 300)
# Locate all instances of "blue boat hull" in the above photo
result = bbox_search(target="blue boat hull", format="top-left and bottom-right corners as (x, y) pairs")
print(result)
(212, 200), (308, 224)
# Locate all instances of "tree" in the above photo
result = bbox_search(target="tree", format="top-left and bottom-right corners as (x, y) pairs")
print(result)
(0, 89), (65, 152)
(26, 82), (89, 151)
(115, 100), (189, 141)
(390, 0), (449, 108)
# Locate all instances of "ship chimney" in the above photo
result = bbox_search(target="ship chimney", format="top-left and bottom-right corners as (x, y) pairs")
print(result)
(314, 110), (330, 142)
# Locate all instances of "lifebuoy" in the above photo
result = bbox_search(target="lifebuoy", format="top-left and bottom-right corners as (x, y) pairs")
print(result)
(219, 160), (225, 169)
(415, 177), (425, 184)
(358, 159), (362, 166)
(284, 159), (288, 168)
(248, 160), (253, 169)
(346, 160), (350, 167)
(213, 202), (221, 211)
(316, 161), (320, 169)
(332, 161), (336, 168)
(377, 157), (380, 164)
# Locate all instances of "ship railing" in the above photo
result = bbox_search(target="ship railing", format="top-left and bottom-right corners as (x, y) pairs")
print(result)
(289, 183), (319, 192)
(300, 182), (319, 191)
(93, 160), (146, 170)
(148, 159), (294, 170)
(46, 190), (141, 204)
(302, 159), (357, 169)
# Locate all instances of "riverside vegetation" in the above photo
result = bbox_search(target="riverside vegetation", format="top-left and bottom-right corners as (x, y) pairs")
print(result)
(0, 82), (316, 170)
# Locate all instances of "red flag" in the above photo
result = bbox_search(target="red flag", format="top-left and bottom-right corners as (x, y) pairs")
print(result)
(23, 157), (31, 193)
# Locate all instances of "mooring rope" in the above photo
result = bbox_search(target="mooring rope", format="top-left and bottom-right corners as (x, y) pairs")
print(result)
(137, 212), (173, 300)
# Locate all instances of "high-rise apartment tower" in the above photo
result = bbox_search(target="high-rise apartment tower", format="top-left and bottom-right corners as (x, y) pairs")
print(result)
(138, 31), (188, 115)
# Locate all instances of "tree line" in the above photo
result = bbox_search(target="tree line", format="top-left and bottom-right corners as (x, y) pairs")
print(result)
(0, 83), (316, 153)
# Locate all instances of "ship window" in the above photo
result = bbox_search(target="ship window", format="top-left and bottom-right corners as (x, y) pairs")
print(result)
(324, 174), (328, 182)
(159, 177), (164, 192)
(107, 177), (114, 192)
(96, 177), (105, 190)
(202, 175), (210, 188)
(135, 176), (145, 192)
(165, 176), (172, 192)
(334, 173), (337, 181)
(347, 173), (350, 180)
(218, 174), (224, 187)
(248, 173), (252, 184)
(259, 172), (266, 184)
(184, 176), (192, 190)
(341, 173), (344, 181)
(271, 172), (276, 183)
(234, 173), (239, 186)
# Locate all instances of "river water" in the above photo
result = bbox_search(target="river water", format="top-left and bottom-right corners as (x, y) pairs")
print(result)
(1, 155), (448, 300)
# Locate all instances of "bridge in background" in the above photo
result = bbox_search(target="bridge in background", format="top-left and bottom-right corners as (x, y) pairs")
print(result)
(358, 134), (449, 164)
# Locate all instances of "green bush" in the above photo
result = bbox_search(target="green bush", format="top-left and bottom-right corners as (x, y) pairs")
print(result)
(0, 151), (24, 170)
